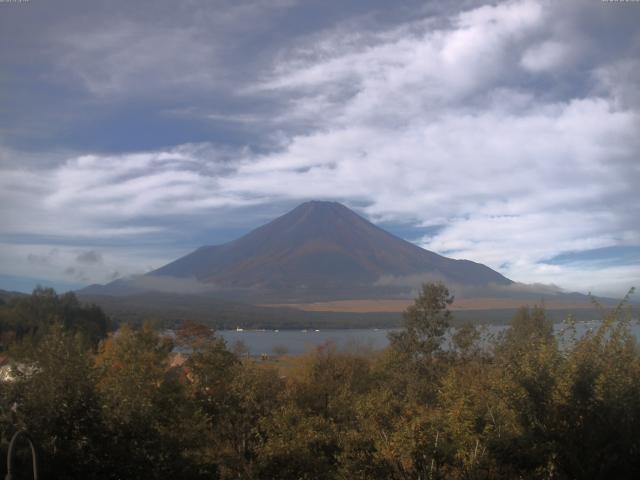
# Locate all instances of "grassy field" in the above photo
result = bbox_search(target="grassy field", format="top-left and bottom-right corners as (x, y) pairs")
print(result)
(262, 297), (597, 313)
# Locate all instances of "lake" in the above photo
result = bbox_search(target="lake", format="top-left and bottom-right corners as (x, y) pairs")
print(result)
(218, 328), (398, 355)
(216, 320), (640, 355)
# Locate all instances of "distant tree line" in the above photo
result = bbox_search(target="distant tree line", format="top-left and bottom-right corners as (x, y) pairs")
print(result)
(0, 283), (639, 479)
(0, 286), (112, 349)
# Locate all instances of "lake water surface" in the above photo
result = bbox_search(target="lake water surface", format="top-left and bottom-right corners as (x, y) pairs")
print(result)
(217, 320), (640, 355)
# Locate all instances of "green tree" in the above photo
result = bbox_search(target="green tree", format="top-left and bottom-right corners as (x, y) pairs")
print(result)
(452, 323), (482, 360)
(490, 306), (561, 477)
(1, 287), (111, 347)
(552, 291), (640, 478)
(385, 282), (454, 402)
(389, 282), (454, 359)
(95, 323), (207, 479)
(0, 325), (105, 479)
(215, 363), (284, 479)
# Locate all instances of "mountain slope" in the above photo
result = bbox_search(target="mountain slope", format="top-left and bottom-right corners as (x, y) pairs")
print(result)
(85, 201), (511, 300)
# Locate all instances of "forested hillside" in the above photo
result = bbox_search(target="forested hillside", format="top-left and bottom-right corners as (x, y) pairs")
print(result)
(1, 284), (639, 479)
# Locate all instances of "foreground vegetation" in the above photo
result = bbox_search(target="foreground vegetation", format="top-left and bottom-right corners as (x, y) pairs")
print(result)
(0, 284), (638, 479)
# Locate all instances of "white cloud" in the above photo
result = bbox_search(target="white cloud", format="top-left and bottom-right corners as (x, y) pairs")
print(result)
(521, 40), (572, 72)
(257, 0), (546, 128)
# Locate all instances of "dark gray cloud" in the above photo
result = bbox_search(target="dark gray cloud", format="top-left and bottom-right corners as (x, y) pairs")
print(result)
(76, 250), (103, 265)
(27, 250), (57, 266)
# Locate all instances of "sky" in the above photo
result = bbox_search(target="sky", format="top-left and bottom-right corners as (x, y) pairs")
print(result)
(0, 0), (639, 298)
